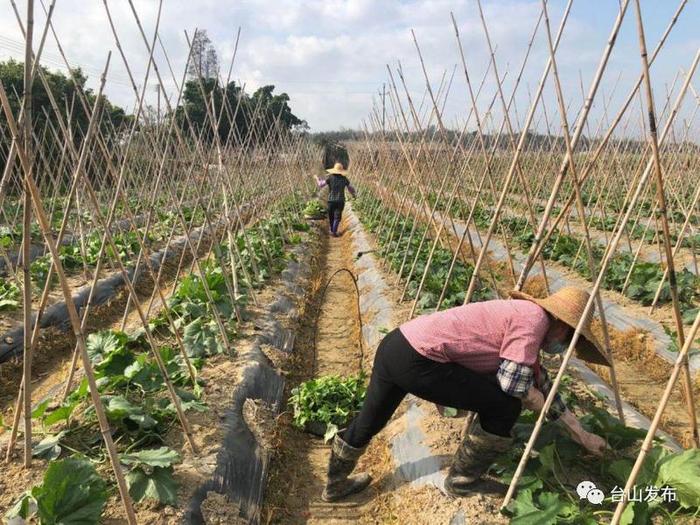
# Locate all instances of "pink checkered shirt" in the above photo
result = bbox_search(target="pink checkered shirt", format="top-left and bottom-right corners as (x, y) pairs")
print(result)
(399, 299), (550, 374)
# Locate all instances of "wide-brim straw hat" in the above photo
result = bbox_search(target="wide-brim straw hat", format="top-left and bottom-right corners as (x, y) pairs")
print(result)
(326, 162), (348, 175)
(509, 286), (610, 367)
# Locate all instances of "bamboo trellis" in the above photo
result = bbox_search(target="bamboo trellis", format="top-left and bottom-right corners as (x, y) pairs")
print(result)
(0, 2), (320, 522)
(346, 0), (699, 519)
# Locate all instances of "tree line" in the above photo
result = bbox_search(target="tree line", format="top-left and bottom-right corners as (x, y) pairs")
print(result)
(0, 55), (305, 191)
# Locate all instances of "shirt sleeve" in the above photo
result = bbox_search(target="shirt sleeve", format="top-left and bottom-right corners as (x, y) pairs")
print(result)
(497, 359), (566, 421)
(497, 359), (534, 398)
(348, 184), (357, 197)
(537, 366), (567, 421)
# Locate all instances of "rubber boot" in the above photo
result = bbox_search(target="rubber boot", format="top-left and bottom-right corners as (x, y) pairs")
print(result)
(321, 434), (372, 502)
(444, 421), (512, 497)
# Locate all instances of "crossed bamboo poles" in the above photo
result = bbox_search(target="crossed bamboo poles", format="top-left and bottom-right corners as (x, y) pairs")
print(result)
(1, 2), (318, 522)
(2, 0), (699, 521)
(349, 0), (698, 520)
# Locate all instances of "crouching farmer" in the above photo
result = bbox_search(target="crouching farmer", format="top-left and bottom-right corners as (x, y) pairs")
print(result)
(322, 287), (609, 502)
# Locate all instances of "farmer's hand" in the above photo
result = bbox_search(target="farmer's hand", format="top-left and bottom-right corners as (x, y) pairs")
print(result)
(577, 431), (607, 456)
(559, 410), (607, 456)
(522, 386), (545, 412)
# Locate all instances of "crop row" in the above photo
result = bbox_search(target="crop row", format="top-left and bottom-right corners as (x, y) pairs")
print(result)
(427, 190), (699, 249)
(496, 216), (700, 323)
(353, 192), (493, 312)
(421, 188), (699, 322)
(4, 203), (310, 523)
(351, 183), (700, 524)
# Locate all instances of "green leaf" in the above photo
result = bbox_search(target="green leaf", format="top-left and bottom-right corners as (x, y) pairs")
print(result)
(509, 489), (569, 525)
(683, 307), (699, 326)
(43, 401), (78, 427)
(619, 502), (635, 525)
(656, 448), (700, 508)
(442, 407), (458, 418)
(4, 493), (36, 521)
(537, 491), (575, 519)
(66, 378), (89, 404)
(0, 298), (19, 310)
(608, 458), (635, 485)
(581, 407), (647, 448)
(31, 457), (107, 524)
(289, 374), (366, 430)
(86, 330), (127, 361)
(127, 413), (158, 430)
(104, 395), (137, 419)
(121, 447), (181, 469)
(31, 398), (51, 420)
(126, 466), (178, 506)
(124, 354), (164, 391)
(608, 446), (671, 487)
(103, 395), (157, 430)
(183, 317), (225, 357)
(620, 501), (652, 525)
(32, 431), (66, 461)
(169, 388), (207, 413)
(537, 443), (556, 473)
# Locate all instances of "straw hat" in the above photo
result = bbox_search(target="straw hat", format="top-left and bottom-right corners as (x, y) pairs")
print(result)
(326, 162), (348, 175)
(509, 286), (610, 367)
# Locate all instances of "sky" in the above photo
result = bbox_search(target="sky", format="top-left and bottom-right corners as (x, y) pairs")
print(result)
(0, 0), (698, 136)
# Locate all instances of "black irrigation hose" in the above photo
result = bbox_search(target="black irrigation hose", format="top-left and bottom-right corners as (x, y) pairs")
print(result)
(356, 249), (376, 259)
(311, 267), (365, 377)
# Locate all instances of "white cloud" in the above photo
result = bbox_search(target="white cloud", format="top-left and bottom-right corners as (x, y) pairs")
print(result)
(0, 0), (697, 135)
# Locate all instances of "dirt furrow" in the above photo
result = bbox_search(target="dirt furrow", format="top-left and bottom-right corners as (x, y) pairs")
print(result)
(263, 215), (371, 524)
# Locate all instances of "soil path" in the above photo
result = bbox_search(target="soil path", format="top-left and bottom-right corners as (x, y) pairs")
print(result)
(263, 210), (515, 524)
(263, 216), (367, 524)
(314, 229), (363, 378)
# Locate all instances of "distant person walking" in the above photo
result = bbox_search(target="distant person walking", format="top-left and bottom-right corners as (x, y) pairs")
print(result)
(316, 163), (357, 237)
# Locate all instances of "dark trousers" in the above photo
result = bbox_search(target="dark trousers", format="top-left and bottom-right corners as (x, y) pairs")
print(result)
(327, 200), (345, 233)
(343, 328), (522, 448)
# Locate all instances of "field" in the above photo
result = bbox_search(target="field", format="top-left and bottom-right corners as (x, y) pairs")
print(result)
(2, 1), (700, 525)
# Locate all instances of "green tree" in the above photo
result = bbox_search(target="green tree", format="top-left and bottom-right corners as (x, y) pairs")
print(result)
(0, 59), (131, 189)
(174, 79), (304, 146)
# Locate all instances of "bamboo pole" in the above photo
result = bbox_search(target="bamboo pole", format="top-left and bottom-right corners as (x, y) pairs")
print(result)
(611, 310), (700, 524)
(6, 50), (114, 458)
(463, 0), (594, 304)
(104, 3), (231, 357)
(20, 0), (34, 469)
(515, 0), (689, 284)
(120, 5), (259, 347)
(538, 0), (625, 423)
(152, 34), (258, 306)
(502, 45), (700, 510)
(410, 24), (522, 295)
(44, 0), (201, 453)
(0, 60), (138, 525)
(629, 0), (698, 447)
(474, 0), (552, 290)
(649, 180), (700, 309)
(438, 7), (550, 307)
